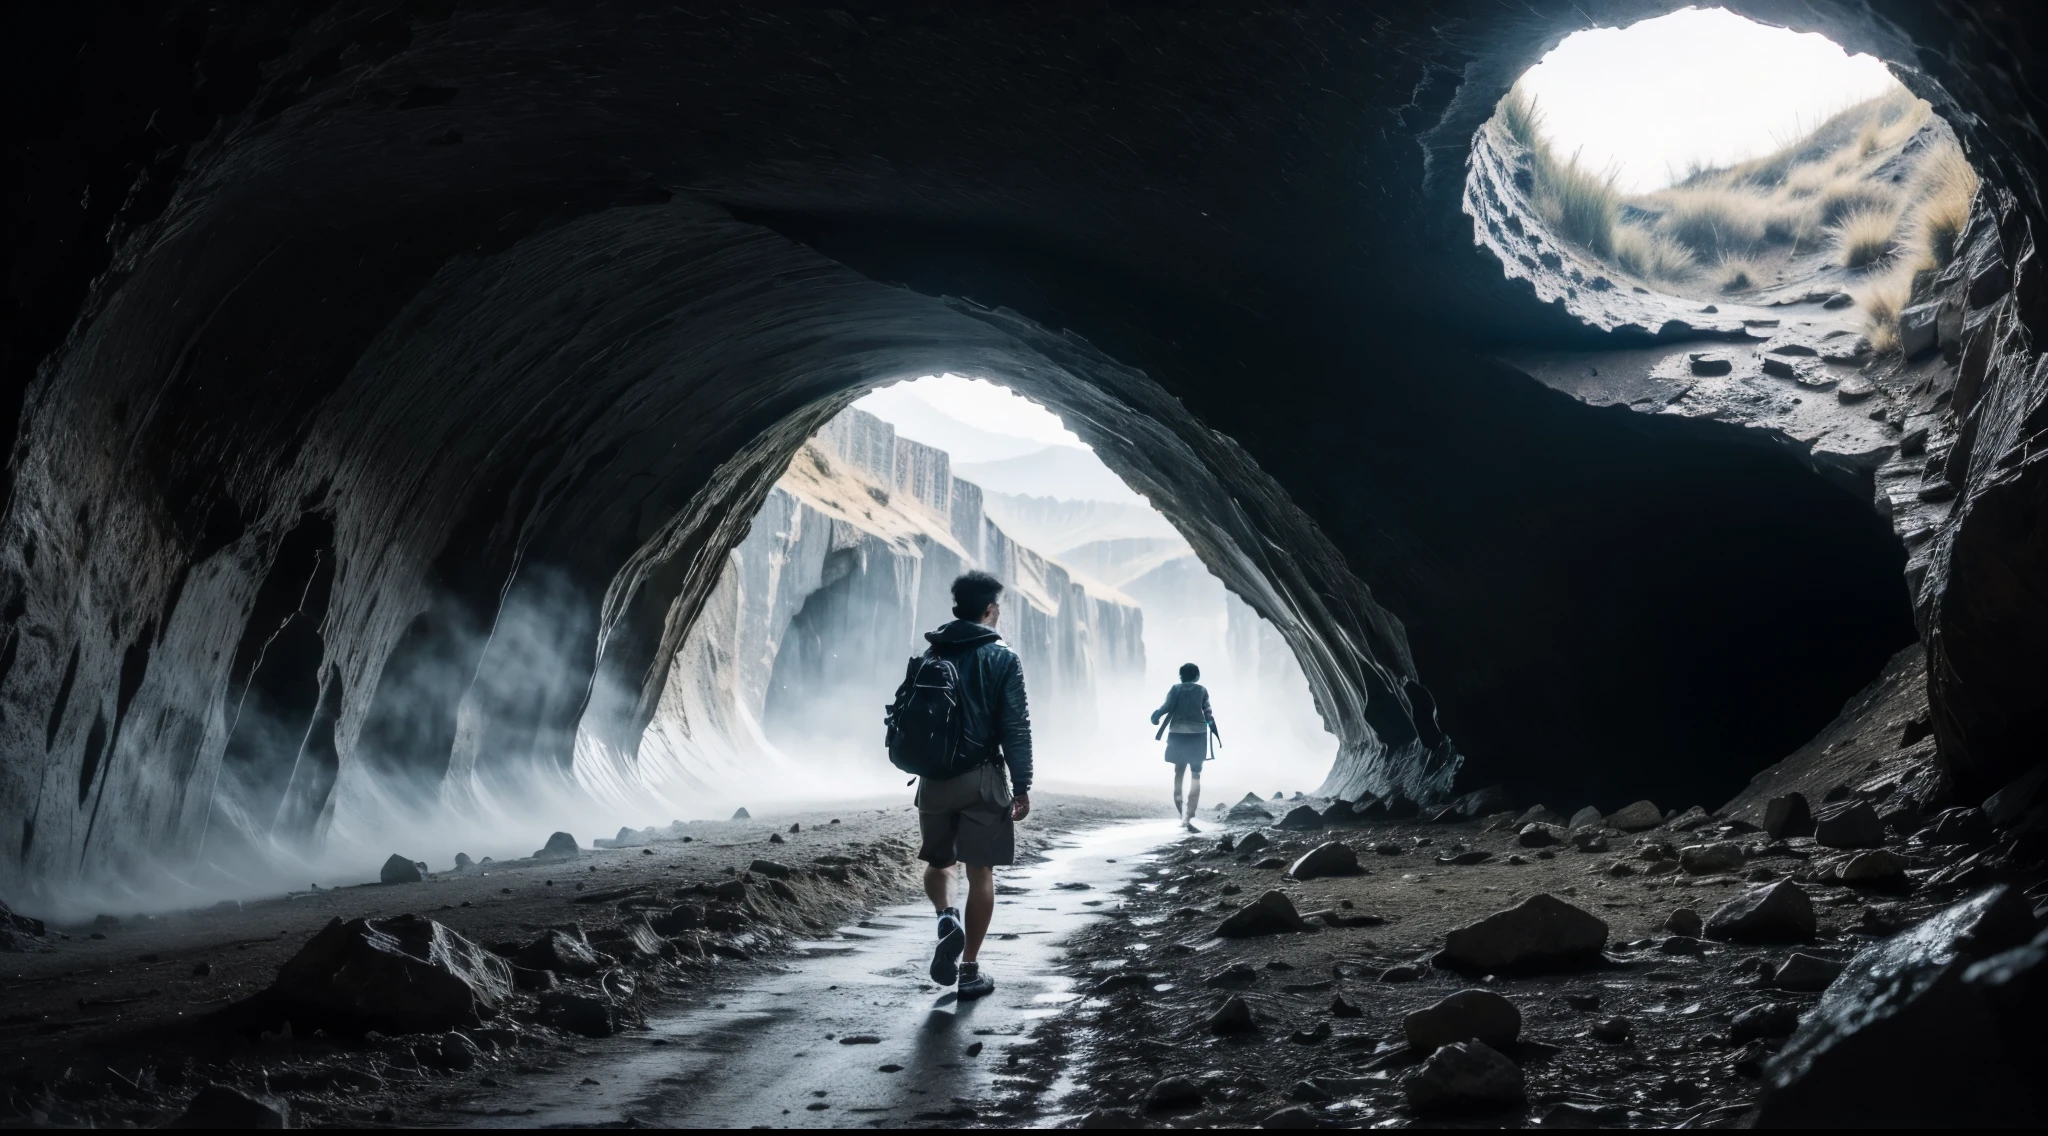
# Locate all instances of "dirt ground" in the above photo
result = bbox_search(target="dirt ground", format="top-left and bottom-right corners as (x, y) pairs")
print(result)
(0, 793), (1157, 1128)
(1039, 800), (2022, 1129)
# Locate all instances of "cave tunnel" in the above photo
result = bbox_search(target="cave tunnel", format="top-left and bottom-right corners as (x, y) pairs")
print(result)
(1, 0), (2043, 918)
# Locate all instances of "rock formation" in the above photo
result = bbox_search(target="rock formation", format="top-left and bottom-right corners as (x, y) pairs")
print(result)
(0, 2), (2044, 913)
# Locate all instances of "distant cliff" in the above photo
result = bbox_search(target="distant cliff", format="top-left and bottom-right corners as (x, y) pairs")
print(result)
(638, 409), (1145, 788)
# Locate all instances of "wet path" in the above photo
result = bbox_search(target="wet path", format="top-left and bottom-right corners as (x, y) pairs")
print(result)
(468, 819), (1181, 1128)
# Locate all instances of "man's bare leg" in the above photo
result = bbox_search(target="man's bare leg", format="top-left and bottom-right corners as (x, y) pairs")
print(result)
(925, 863), (965, 985)
(961, 864), (995, 962)
(923, 863), (956, 913)
(1184, 771), (1202, 830)
(1173, 764), (1186, 816)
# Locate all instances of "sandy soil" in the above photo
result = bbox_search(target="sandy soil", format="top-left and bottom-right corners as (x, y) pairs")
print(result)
(0, 793), (1160, 1127)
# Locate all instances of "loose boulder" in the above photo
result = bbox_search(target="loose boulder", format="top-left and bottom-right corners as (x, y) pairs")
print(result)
(1730, 1002), (1800, 1042)
(1287, 841), (1363, 880)
(532, 832), (580, 862)
(1142, 1075), (1203, 1112)
(379, 854), (426, 884)
(270, 914), (512, 1034)
(1605, 801), (1662, 832)
(1764, 792), (1814, 838)
(1319, 799), (1361, 825)
(1516, 805), (1568, 828)
(747, 859), (793, 880)
(511, 928), (603, 976)
(1567, 806), (1603, 830)
(1276, 805), (1325, 831)
(1227, 800), (1274, 823)
(1837, 848), (1907, 883)
(1757, 886), (2046, 1127)
(1774, 953), (1845, 992)
(1517, 823), (1564, 848)
(1813, 800), (1885, 849)
(538, 990), (618, 1038)
(1678, 842), (1744, 875)
(1705, 881), (1815, 943)
(1402, 1040), (1525, 1113)
(171, 1084), (289, 1129)
(1235, 831), (1271, 854)
(1215, 890), (1313, 938)
(1405, 988), (1521, 1054)
(1929, 806), (1992, 846)
(731, 807), (751, 820)
(1207, 994), (1256, 1033)
(1438, 893), (1607, 973)
(1664, 908), (1703, 937)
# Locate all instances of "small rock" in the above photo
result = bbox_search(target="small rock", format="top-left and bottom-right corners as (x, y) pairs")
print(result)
(1822, 291), (1854, 309)
(533, 832), (580, 862)
(767, 833), (784, 844)
(1439, 849), (1494, 865)
(453, 853), (474, 871)
(1207, 994), (1256, 1033)
(1259, 1106), (1323, 1129)
(1928, 806), (1992, 846)
(1518, 823), (1565, 848)
(1665, 908), (1703, 937)
(1439, 893), (1608, 973)
(1838, 848), (1907, 883)
(1763, 792), (1814, 839)
(1689, 352), (1733, 376)
(1590, 1016), (1632, 1042)
(1276, 805), (1325, 831)
(1679, 842), (1744, 875)
(1730, 1002), (1800, 1042)
(379, 854), (426, 885)
(1205, 962), (1259, 986)
(1564, 991), (1600, 1011)
(1290, 1022), (1332, 1045)
(1143, 1074), (1203, 1112)
(170, 1084), (289, 1129)
(1605, 801), (1663, 831)
(270, 914), (512, 1034)
(731, 807), (751, 820)
(789, 823), (801, 834)
(1666, 806), (1715, 832)
(1288, 1079), (1332, 1102)
(538, 990), (617, 1038)
(1227, 801), (1275, 822)
(748, 859), (793, 880)
(1570, 830), (1609, 853)
(1330, 993), (1364, 1017)
(1380, 964), (1424, 982)
(839, 1034), (882, 1045)
(1405, 988), (1522, 1054)
(1567, 806), (1603, 830)
(1774, 953), (1845, 992)
(1287, 841), (1363, 880)
(1706, 881), (1816, 943)
(1372, 840), (1405, 856)
(1814, 800), (1885, 849)
(1658, 935), (1704, 955)
(1538, 1102), (1610, 1128)
(1518, 805), (1569, 828)
(1403, 1040), (1525, 1112)
(1835, 376), (1876, 400)
(1236, 831), (1271, 854)
(1216, 890), (1313, 938)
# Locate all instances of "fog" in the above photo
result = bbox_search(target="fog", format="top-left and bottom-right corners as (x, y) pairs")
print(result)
(29, 377), (1335, 923)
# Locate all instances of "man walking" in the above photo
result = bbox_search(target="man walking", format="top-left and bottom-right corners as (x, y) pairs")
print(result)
(907, 571), (1032, 1000)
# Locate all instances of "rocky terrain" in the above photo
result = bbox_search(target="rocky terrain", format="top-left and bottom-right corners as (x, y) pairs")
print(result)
(0, 795), (1150, 1128)
(1046, 778), (2047, 1128)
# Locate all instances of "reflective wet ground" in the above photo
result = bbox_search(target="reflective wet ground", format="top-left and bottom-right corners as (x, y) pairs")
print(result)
(468, 819), (1180, 1128)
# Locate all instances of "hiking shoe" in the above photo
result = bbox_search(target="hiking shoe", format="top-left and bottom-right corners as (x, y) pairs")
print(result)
(957, 963), (995, 1001)
(931, 907), (965, 985)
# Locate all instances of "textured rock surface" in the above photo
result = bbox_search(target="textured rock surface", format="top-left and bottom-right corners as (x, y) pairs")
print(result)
(1706, 882), (1817, 944)
(1, 2), (2045, 904)
(269, 914), (512, 1035)
(1405, 988), (1521, 1054)
(1758, 887), (2047, 1126)
(1402, 1040), (1525, 1112)
(1286, 842), (1363, 881)
(1439, 893), (1607, 972)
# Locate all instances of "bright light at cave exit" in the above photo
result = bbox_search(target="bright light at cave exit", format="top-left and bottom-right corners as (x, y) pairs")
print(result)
(1516, 7), (1900, 194)
(858, 373), (1085, 450)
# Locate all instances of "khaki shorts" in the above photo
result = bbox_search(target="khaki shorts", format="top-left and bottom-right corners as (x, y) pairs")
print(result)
(916, 763), (1015, 868)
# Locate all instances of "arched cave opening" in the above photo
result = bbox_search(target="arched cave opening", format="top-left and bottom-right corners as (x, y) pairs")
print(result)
(0, 0), (2037, 914)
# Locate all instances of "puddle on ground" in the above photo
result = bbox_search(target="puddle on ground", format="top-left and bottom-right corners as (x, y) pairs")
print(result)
(460, 818), (1181, 1129)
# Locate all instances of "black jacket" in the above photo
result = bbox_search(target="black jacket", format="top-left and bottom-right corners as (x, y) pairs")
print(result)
(925, 619), (1034, 794)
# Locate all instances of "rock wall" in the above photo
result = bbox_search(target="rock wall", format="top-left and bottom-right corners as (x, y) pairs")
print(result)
(4, 1), (2046, 905)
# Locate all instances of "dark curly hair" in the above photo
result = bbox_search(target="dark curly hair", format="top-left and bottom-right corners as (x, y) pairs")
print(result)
(1179, 662), (1200, 682)
(952, 570), (1004, 621)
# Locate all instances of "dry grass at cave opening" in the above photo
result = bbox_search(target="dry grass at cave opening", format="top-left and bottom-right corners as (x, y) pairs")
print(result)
(1489, 84), (1979, 350)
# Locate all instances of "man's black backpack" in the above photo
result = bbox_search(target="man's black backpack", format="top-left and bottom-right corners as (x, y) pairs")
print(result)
(884, 650), (968, 778)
